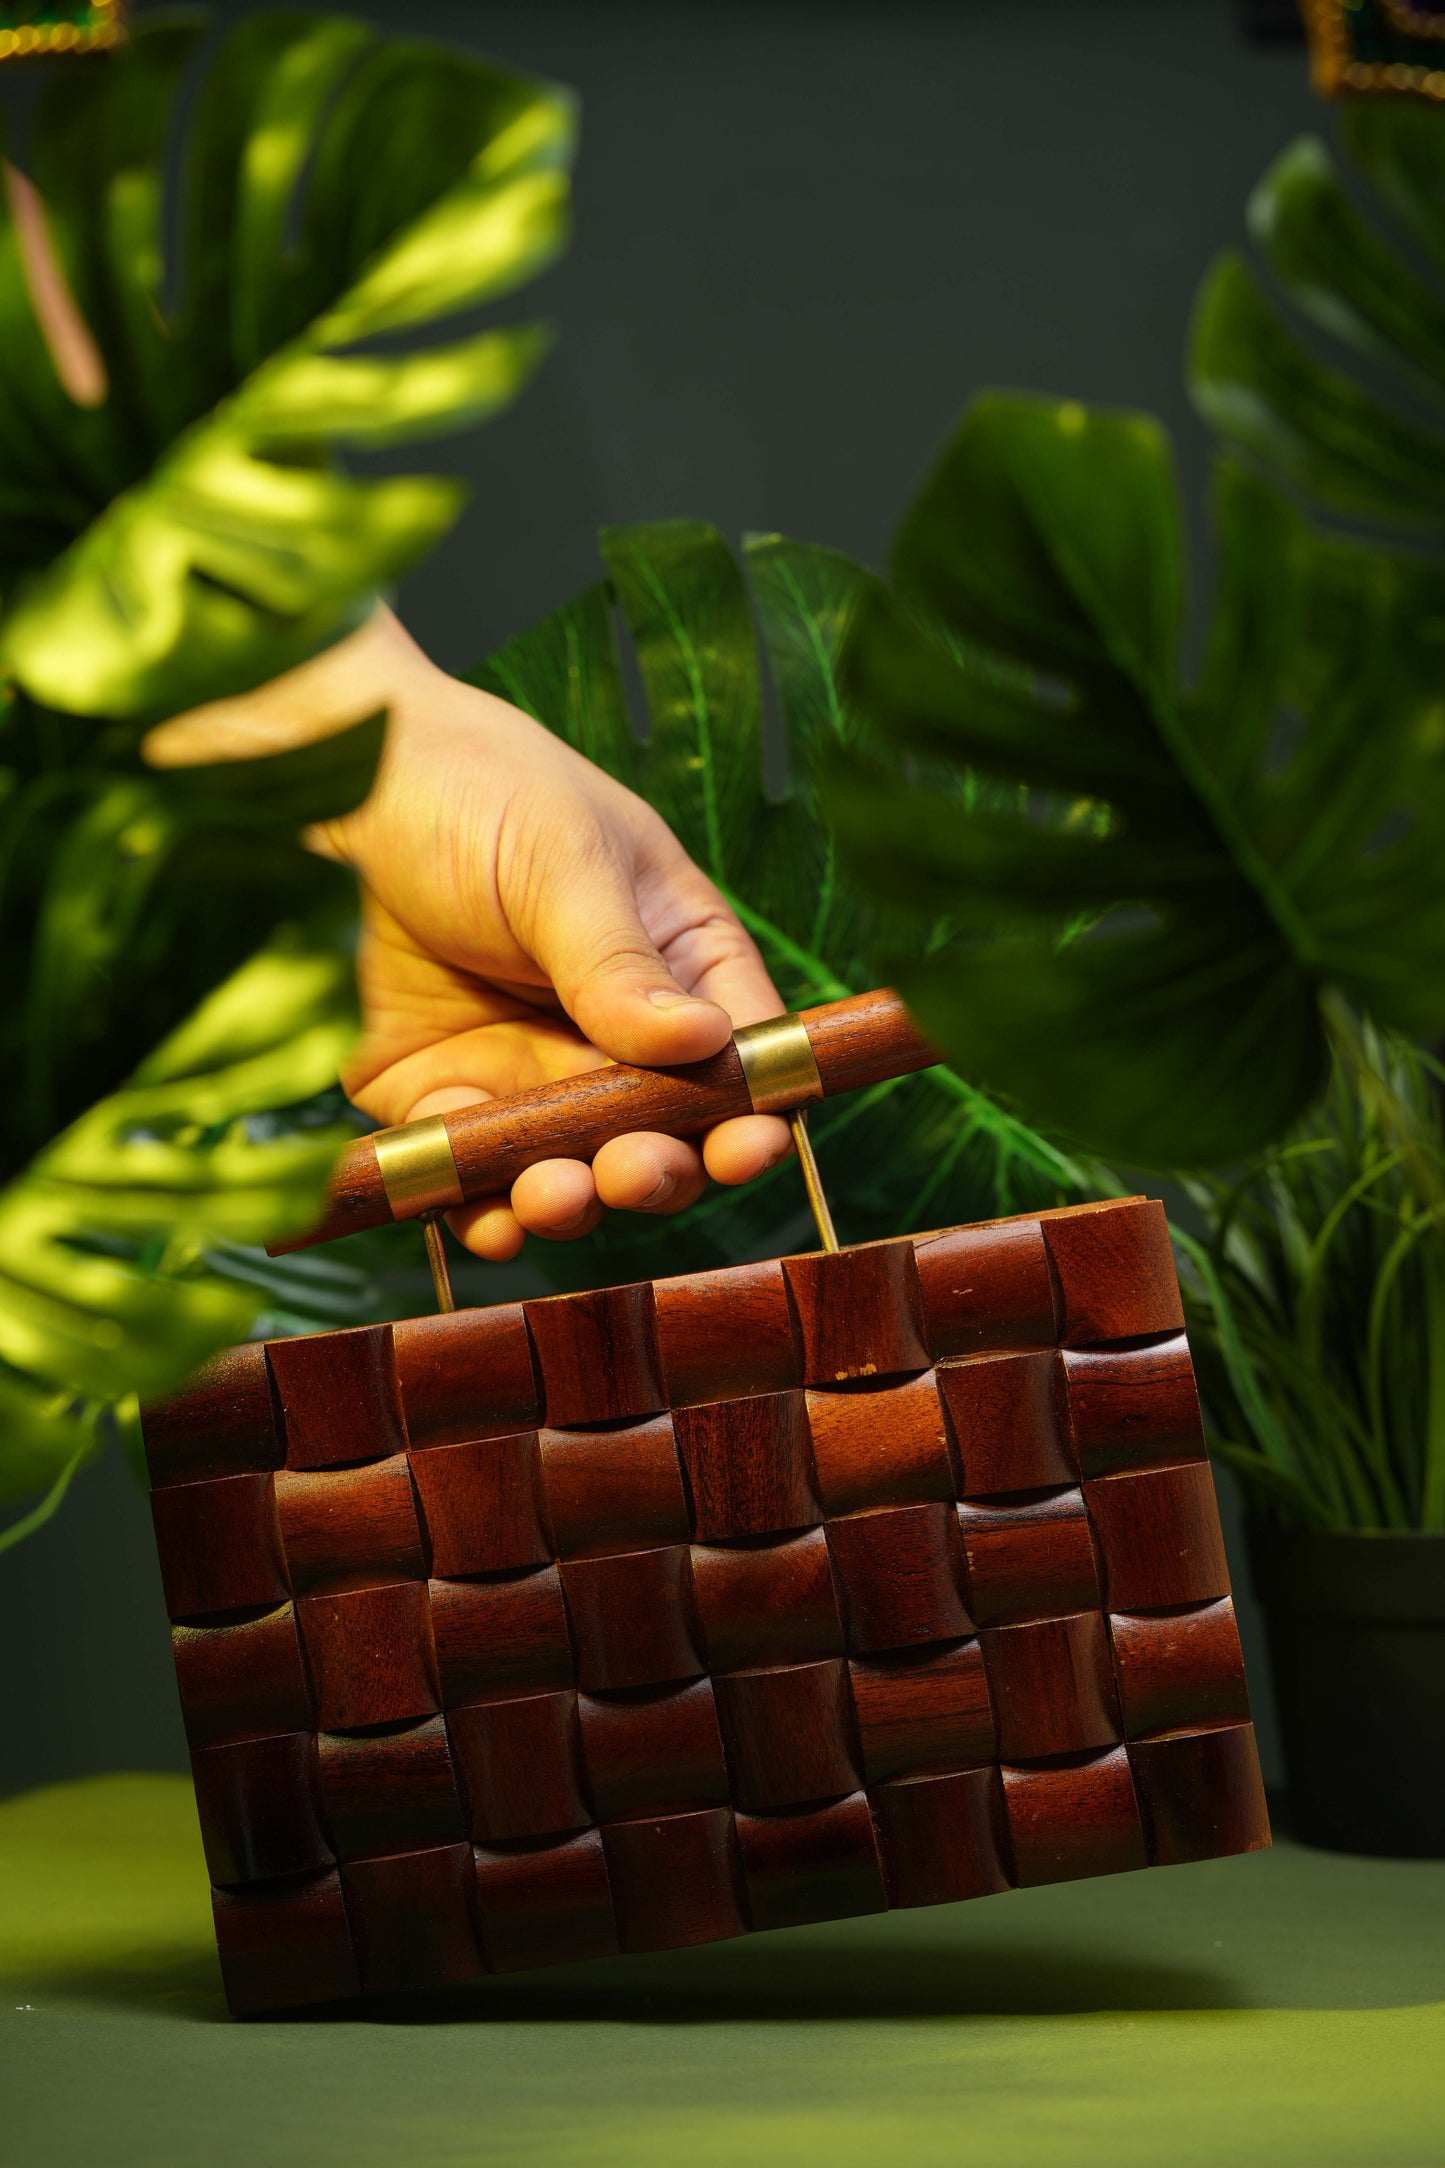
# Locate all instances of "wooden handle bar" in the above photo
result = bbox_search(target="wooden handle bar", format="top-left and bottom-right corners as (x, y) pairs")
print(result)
(268, 988), (938, 1254)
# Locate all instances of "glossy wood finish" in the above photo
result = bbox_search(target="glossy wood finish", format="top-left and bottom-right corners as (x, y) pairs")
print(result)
(826, 1503), (972, 1654)
(871, 1765), (1012, 1908)
(274, 1455), (425, 1597)
(1041, 1199), (1184, 1346)
(449, 1691), (590, 1843)
(212, 1870), (359, 2014)
(1108, 1599), (1251, 1739)
(712, 1659), (859, 1810)
(315, 1717), (466, 1861)
(1003, 1747), (1148, 1886)
(473, 1830), (618, 1970)
(191, 1732), (332, 1888)
(428, 1569), (574, 1705)
(980, 1611), (1121, 1761)
(296, 1582), (440, 1731)
(558, 1546), (705, 1692)
(524, 1283), (665, 1427)
(539, 1416), (689, 1558)
(672, 1391), (819, 1541)
(341, 1843), (482, 1995)
(1060, 1333), (1205, 1479)
(409, 1431), (549, 1578)
(171, 1604), (313, 1750)
(912, 1221), (1057, 1357)
(601, 1807), (748, 1954)
(736, 1792), (888, 1931)
(690, 1528), (843, 1673)
(1085, 1463), (1231, 1610)
(1130, 1722), (1270, 1866)
(782, 1239), (929, 1385)
(143, 1340), (280, 1486)
(151, 1472), (288, 1621)
(654, 1260), (800, 1406)
(956, 1487), (1101, 1627)
(936, 1351), (1076, 1498)
(392, 1304), (540, 1446)
(267, 1325), (408, 1471)
(806, 1371), (954, 1515)
(848, 1639), (995, 1782)
(578, 1678), (730, 1820)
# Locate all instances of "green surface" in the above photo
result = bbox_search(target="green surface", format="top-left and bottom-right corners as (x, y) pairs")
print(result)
(1, 1776), (1442, 2167)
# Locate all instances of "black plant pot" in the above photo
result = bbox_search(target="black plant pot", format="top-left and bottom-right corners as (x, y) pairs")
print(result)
(1247, 1521), (1445, 1858)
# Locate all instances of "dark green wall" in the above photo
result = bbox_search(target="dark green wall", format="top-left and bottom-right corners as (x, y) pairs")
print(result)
(1, 0), (1318, 1795)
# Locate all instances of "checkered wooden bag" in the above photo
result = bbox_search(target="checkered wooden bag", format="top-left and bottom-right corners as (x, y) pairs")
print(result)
(142, 993), (1269, 2015)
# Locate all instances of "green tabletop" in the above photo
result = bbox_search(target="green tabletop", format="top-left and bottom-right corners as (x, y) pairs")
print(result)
(1, 1773), (1442, 2168)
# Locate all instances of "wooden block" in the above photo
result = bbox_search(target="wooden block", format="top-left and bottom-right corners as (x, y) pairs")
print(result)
(151, 1472), (288, 1621)
(539, 1416), (690, 1558)
(172, 1603), (312, 1750)
(1085, 1464), (1231, 1610)
(806, 1371), (955, 1515)
(653, 1259), (800, 1406)
(736, 1791), (887, 1931)
(1060, 1334), (1205, 1479)
(274, 1455), (425, 1597)
(826, 1504), (972, 1654)
(936, 1351), (1076, 1498)
(912, 1220), (1057, 1357)
(213, 1871), (359, 2015)
(143, 1340), (281, 1487)
(980, 1612), (1121, 1761)
(782, 1239), (930, 1384)
(690, 1527), (843, 1673)
(315, 1717), (466, 1861)
(1109, 1599), (1251, 1740)
(1041, 1199), (1184, 1346)
(473, 1830), (619, 1970)
(579, 1678), (729, 1820)
(1129, 1722), (1271, 1865)
(190, 1732), (332, 1887)
(671, 1392), (819, 1541)
(871, 1765), (1013, 1907)
(409, 1432), (550, 1578)
(849, 1639), (995, 1782)
(523, 1283), (665, 1426)
(450, 1691), (591, 1843)
(428, 1568), (574, 1705)
(267, 1325), (407, 1471)
(559, 1546), (704, 1691)
(956, 1487), (1101, 1626)
(392, 1303), (539, 1447)
(1002, 1747), (1147, 1886)
(296, 1581), (439, 1730)
(712, 1659), (860, 1810)
(601, 1807), (747, 1953)
(341, 1844), (482, 1995)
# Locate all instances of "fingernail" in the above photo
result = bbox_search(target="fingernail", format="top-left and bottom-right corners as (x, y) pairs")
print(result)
(648, 987), (707, 1010)
(640, 1174), (675, 1208)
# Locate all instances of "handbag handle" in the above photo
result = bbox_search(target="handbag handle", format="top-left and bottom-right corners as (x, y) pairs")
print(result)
(267, 987), (938, 1257)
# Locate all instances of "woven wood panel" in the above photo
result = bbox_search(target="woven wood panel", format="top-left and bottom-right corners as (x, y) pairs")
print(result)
(143, 1198), (1269, 2015)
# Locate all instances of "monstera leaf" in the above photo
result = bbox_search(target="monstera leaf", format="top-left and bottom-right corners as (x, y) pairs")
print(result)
(1190, 103), (1445, 533)
(0, 932), (358, 1536)
(826, 394), (1445, 1167)
(0, 9), (572, 718)
(471, 520), (1087, 1289)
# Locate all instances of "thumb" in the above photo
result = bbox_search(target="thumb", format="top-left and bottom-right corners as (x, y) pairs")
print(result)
(529, 839), (734, 1069)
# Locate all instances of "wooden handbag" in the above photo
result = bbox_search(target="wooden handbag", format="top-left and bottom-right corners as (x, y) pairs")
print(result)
(142, 991), (1269, 2016)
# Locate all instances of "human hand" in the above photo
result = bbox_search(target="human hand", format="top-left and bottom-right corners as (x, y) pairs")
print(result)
(144, 606), (792, 1259)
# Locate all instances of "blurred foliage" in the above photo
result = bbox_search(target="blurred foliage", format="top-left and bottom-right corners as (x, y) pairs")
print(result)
(0, 11), (573, 1533)
(470, 520), (1093, 1288)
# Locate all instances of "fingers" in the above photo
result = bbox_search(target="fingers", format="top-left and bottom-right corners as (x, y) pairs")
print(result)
(703, 1112), (793, 1185)
(444, 1131), (717, 1260)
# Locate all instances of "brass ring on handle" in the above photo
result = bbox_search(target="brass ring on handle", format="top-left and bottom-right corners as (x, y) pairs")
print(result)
(373, 1115), (465, 1220)
(733, 1013), (825, 1115)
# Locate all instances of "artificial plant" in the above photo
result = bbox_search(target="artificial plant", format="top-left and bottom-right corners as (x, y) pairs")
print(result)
(0, 10), (572, 1535)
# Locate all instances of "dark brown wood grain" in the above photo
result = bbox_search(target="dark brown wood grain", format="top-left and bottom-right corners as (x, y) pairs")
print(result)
(1085, 1463), (1231, 1610)
(428, 1569), (574, 1705)
(653, 1259), (800, 1406)
(806, 1371), (954, 1515)
(392, 1305), (540, 1447)
(296, 1581), (440, 1731)
(266, 1325), (407, 1471)
(1040, 1199), (1185, 1346)
(558, 1545), (705, 1692)
(341, 1844), (482, 1995)
(524, 1283), (665, 1427)
(473, 1830), (619, 1970)
(1109, 1599), (1251, 1740)
(803, 988), (937, 1095)
(171, 1603), (313, 1750)
(936, 1351), (1077, 1498)
(601, 1807), (748, 1953)
(1129, 1722), (1270, 1865)
(1002, 1747), (1148, 1886)
(672, 1391), (819, 1541)
(213, 1871), (359, 2014)
(711, 1659), (859, 1811)
(578, 1678), (730, 1820)
(782, 1239), (930, 1385)
(825, 1504), (972, 1654)
(735, 1792), (888, 1931)
(871, 1766), (1012, 1908)
(274, 1455), (425, 1597)
(1060, 1334), (1205, 1479)
(849, 1638), (995, 1782)
(911, 1221), (1058, 1358)
(955, 1487), (1101, 1627)
(539, 1416), (690, 1559)
(689, 1527), (844, 1673)
(980, 1612), (1122, 1761)
(315, 1717), (466, 1861)
(449, 1690), (591, 1844)
(142, 1340), (280, 1486)
(190, 1732), (332, 1887)
(151, 1472), (288, 1622)
(409, 1432), (550, 1579)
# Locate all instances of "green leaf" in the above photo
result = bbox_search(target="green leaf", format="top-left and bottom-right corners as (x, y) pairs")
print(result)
(470, 520), (1088, 1289)
(829, 394), (1445, 1166)
(0, 930), (358, 1513)
(0, 12), (573, 719)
